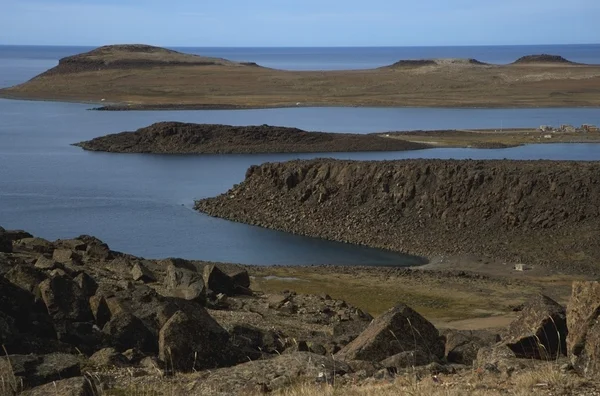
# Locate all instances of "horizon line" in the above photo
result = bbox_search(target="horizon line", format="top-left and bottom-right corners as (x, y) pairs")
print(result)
(1, 43), (599, 48)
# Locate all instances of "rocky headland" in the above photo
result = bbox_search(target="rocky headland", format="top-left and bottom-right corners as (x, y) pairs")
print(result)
(2, 44), (599, 108)
(73, 122), (429, 154)
(196, 159), (600, 275)
(1, 226), (600, 395)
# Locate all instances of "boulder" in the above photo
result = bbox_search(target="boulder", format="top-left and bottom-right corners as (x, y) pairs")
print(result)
(187, 352), (349, 395)
(335, 304), (444, 362)
(102, 312), (156, 353)
(443, 329), (500, 365)
(4, 265), (47, 295)
(12, 237), (53, 254)
(0, 353), (81, 387)
(0, 229), (12, 253)
(230, 324), (285, 358)
(34, 256), (60, 270)
(230, 269), (251, 289)
(53, 249), (82, 265)
(203, 264), (236, 296)
(20, 376), (96, 396)
(567, 281), (600, 378)
(89, 347), (127, 368)
(164, 264), (206, 303)
(77, 235), (112, 260)
(476, 344), (529, 374)
(380, 350), (435, 371)
(131, 262), (156, 283)
(38, 274), (93, 322)
(89, 295), (111, 328)
(158, 309), (230, 371)
(55, 239), (88, 252)
(503, 294), (567, 359)
(74, 272), (98, 297)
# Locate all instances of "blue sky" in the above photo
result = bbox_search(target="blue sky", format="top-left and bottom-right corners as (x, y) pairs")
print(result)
(1, 0), (599, 46)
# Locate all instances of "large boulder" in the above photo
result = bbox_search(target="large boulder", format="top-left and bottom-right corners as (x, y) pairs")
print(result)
(102, 312), (156, 353)
(12, 237), (53, 254)
(335, 304), (444, 362)
(0, 353), (81, 387)
(4, 265), (47, 296)
(203, 264), (236, 296)
(158, 309), (231, 371)
(503, 294), (567, 359)
(163, 263), (206, 303)
(567, 281), (600, 378)
(38, 274), (93, 322)
(442, 329), (500, 365)
(131, 262), (156, 283)
(21, 376), (96, 396)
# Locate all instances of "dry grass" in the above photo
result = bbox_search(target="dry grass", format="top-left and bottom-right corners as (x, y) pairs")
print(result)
(3, 61), (600, 108)
(0, 347), (22, 396)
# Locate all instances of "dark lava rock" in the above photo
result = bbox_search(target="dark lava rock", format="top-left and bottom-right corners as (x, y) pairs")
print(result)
(503, 294), (567, 359)
(195, 159), (600, 274)
(74, 272), (98, 297)
(567, 281), (600, 378)
(0, 353), (81, 387)
(442, 329), (500, 365)
(164, 263), (206, 303)
(131, 262), (156, 283)
(102, 312), (156, 353)
(39, 274), (93, 322)
(336, 304), (444, 362)
(74, 122), (428, 155)
(230, 269), (251, 289)
(203, 264), (236, 296)
(158, 309), (230, 371)
(4, 265), (47, 295)
(21, 376), (96, 396)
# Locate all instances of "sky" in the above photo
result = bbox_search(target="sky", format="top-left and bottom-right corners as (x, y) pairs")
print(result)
(1, 0), (599, 47)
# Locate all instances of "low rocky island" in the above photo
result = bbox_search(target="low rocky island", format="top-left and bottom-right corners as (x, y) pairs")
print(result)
(73, 122), (429, 154)
(2, 226), (600, 395)
(2, 44), (600, 108)
(196, 158), (600, 275)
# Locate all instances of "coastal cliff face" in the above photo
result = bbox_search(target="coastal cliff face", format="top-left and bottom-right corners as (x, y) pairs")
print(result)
(196, 159), (600, 272)
(74, 122), (428, 154)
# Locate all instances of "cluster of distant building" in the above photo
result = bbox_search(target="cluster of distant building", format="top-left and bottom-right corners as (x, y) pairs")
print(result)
(539, 124), (599, 133)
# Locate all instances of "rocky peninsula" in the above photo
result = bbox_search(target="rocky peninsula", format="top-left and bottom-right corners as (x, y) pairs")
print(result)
(73, 122), (429, 154)
(2, 226), (600, 395)
(196, 159), (600, 275)
(2, 44), (600, 108)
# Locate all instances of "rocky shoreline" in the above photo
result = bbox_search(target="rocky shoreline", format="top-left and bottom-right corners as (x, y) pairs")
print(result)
(2, 226), (600, 395)
(73, 122), (429, 154)
(196, 158), (600, 275)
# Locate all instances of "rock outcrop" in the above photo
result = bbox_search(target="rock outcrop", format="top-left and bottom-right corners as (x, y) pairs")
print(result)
(74, 122), (428, 154)
(196, 159), (600, 273)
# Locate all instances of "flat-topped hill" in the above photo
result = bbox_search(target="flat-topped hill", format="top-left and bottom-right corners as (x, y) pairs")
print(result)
(388, 58), (488, 68)
(73, 122), (428, 154)
(513, 54), (576, 65)
(2, 45), (600, 108)
(37, 44), (245, 77)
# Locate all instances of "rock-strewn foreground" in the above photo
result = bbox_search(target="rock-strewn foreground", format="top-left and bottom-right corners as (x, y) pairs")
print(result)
(2, 226), (600, 395)
(196, 159), (600, 275)
(73, 122), (429, 154)
(2, 44), (600, 108)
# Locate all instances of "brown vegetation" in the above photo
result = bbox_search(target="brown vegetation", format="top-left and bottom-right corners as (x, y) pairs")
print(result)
(2, 45), (600, 108)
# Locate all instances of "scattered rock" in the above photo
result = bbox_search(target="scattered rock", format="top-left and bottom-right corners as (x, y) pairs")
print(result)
(39, 274), (93, 322)
(20, 376), (96, 396)
(4, 265), (47, 295)
(158, 309), (230, 371)
(443, 329), (500, 365)
(102, 312), (156, 353)
(163, 263), (206, 303)
(0, 353), (82, 387)
(53, 249), (82, 265)
(131, 262), (156, 283)
(336, 304), (444, 362)
(74, 272), (98, 297)
(203, 264), (236, 296)
(503, 294), (567, 359)
(89, 347), (127, 368)
(34, 256), (60, 270)
(12, 238), (53, 254)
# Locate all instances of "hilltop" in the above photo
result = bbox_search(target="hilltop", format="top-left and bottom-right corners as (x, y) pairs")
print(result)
(1, 45), (600, 108)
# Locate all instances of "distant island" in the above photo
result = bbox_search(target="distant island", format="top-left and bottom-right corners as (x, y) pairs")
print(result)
(1, 44), (600, 109)
(73, 122), (429, 154)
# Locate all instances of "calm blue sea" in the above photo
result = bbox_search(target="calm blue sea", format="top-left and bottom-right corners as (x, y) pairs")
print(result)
(0, 45), (599, 264)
